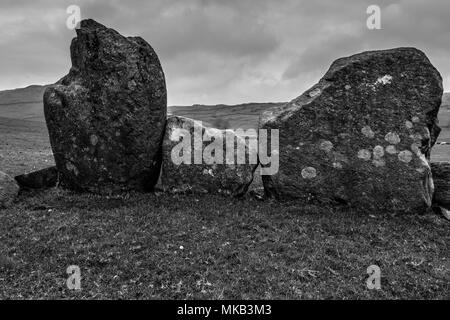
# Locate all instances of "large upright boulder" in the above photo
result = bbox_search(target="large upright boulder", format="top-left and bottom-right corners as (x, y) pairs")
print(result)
(161, 116), (256, 196)
(261, 48), (443, 213)
(0, 171), (19, 208)
(44, 19), (166, 194)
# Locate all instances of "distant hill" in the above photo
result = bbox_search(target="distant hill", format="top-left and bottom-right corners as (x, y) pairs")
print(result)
(1, 84), (450, 162)
(0, 84), (285, 128)
(0, 85), (49, 122)
(0, 84), (447, 130)
(442, 92), (450, 106)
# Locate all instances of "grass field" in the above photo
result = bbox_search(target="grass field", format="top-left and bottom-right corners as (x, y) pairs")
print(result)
(0, 88), (449, 299)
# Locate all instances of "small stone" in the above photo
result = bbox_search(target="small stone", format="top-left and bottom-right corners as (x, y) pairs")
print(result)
(15, 166), (58, 190)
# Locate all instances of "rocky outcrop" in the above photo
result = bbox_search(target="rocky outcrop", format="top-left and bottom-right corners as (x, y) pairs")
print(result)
(260, 48), (443, 213)
(0, 171), (19, 208)
(15, 166), (59, 190)
(161, 116), (256, 196)
(44, 19), (166, 194)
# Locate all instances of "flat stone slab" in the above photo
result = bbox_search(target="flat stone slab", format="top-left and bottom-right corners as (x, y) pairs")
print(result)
(161, 116), (256, 196)
(15, 166), (58, 190)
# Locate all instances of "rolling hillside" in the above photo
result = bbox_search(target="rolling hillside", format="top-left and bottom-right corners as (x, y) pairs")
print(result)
(0, 85), (449, 162)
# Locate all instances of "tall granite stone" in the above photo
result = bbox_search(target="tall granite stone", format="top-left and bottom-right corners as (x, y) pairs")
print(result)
(44, 19), (166, 194)
(260, 48), (443, 213)
(161, 116), (256, 197)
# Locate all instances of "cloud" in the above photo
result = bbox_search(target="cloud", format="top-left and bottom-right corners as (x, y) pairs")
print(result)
(0, 0), (449, 105)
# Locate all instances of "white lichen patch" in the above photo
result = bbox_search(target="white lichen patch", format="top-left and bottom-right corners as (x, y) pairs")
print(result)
(202, 168), (214, 176)
(319, 140), (333, 152)
(333, 162), (343, 169)
(398, 150), (413, 163)
(410, 133), (423, 143)
(170, 128), (185, 142)
(357, 149), (371, 161)
(66, 162), (79, 176)
(405, 120), (413, 129)
(373, 145), (385, 159)
(90, 134), (99, 146)
(333, 152), (348, 163)
(384, 132), (400, 145)
(411, 143), (420, 155)
(372, 159), (386, 167)
(385, 145), (398, 154)
(308, 88), (321, 98)
(361, 126), (375, 138)
(416, 167), (425, 174)
(301, 167), (317, 179)
(375, 75), (393, 85)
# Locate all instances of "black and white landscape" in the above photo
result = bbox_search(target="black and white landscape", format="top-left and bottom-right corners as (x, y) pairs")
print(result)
(0, 1), (449, 301)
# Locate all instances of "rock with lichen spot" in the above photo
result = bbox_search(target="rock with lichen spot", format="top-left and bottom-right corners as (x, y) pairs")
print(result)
(44, 19), (166, 194)
(161, 115), (256, 197)
(0, 171), (19, 208)
(260, 47), (443, 213)
(15, 166), (59, 190)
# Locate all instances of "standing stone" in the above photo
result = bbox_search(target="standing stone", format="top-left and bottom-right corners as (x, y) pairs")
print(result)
(261, 48), (443, 213)
(0, 171), (19, 208)
(161, 116), (256, 196)
(44, 19), (166, 194)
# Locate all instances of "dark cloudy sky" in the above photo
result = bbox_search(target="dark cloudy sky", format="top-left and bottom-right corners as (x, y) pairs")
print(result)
(1, 0), (449, 105)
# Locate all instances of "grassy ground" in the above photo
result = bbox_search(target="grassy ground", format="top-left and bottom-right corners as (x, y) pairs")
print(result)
(0, 117), (449, 300)
(0, 190), (448, 299)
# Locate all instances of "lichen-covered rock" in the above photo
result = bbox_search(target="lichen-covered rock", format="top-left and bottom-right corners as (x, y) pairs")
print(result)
(44, 19), (166, 194)
(161, 116), (256, 196)
(261, 48), (443, 213)
(0, 171), (19, 208)
(15, 166), (59, 190)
